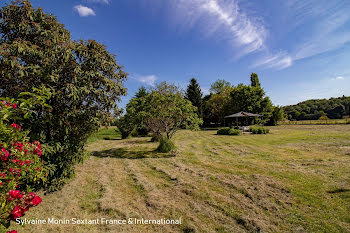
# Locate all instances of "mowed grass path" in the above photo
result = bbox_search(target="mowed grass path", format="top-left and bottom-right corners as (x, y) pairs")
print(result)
(16, 125), (350, 232)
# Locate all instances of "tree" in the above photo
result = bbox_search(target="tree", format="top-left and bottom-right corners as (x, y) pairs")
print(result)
(135, 86), (148, 98)
(117, 87), (149, 138)
(206, 86), (233, 125)
(0, 0), (127, 190)
(250, 73), (261, 87)
(283, 96), (350, 120)
(327, 105), (345, 119)
(209, 79), (231, 94)
(229, 82), (273, 124)
(267, 106), (284, 126)
(142, 82), (202, 151)
(185, 78), (203, 118)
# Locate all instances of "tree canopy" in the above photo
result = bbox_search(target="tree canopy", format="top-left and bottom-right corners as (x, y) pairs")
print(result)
(0, 0), (127, 190)
(203, 74), (274, 125)
(209, 79), (232, 94)
(284, 96), (350, 120)
(250, 73), (261, 87)
(142, 82), (202, 140)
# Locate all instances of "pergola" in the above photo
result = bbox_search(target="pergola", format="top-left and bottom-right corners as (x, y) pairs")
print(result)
(224, 111), (262, 127)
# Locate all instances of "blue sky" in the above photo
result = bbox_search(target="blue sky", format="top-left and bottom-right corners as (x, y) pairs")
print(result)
(2, 0), (350, 108)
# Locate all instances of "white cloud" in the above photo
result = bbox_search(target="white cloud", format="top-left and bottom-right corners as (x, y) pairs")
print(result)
(253, 52), (292, 70)
(74, 5), (96, 17)
(167, 0), (267, 56)
(86, 0), (110, 4)
(134, 75), (157, 86)
(332, 76), (345, 80)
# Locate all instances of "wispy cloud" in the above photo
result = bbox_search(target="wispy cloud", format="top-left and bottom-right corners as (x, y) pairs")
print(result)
(86, 0), (110, 4)
(133, 74), (157, 86)
(74, 5), (96, 17)
(288, 0), (350, 61)
(167, 0), (267, 57)
(253, 52), (292, 70)
(255, 0), (350, 70)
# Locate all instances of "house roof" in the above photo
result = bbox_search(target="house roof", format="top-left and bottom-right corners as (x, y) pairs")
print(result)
(224, 111), (262, 118)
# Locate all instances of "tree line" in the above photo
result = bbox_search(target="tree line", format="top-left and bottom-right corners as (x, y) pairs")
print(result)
(284, 96), (350, 120)
(185, 73), (283, 127)
(118, 73), (284, 146)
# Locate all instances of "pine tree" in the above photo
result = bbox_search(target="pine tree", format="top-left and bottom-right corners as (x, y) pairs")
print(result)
(135, 86), (148, 98)
(185, 78), (203, 118)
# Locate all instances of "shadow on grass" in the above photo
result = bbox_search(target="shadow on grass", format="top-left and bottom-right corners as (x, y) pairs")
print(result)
(125, 138), (153, 145)
(201, 128), (219, 131)
(327, 188), (350, 194)
(103, 137), (122, 141)
(91, 148), (176, 159)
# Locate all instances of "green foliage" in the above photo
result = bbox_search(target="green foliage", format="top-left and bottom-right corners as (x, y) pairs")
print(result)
(0, 0), (127, 190)
(203, 74), (274, 126)
(156, 137), (176, 153)
(209, 79), (232, 94)
(205, 86), (233, 125)
(0, 94), (48, 231)
(117, 87), (150, 139)
(185, 78), (203, 118)
(250, 73), (261, 87)
(217, 127), (241, 135)
(142, 82), (202, 140)
(284, 96), (350, 120)
(319, 115), (330, 120)
(229, 84), (273, 124)
(250, 127), (270, 134)
(217, 128), (230, 135)
(267, 106), (284, 126)
(116, 117), (133, 139)
(87, 127), (120, 144)
(135, 86), (148, 98)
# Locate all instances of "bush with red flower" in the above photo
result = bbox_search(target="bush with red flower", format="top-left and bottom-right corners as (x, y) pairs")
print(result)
(0, 93), (50, 232)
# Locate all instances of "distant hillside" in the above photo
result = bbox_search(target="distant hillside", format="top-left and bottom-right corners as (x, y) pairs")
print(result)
(284, 96), (350, 120)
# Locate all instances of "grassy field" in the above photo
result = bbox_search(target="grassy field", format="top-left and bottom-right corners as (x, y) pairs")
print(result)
(86, 127), (120, 144)
(279, 118), (350, 125)
(14, 125), (350, 232)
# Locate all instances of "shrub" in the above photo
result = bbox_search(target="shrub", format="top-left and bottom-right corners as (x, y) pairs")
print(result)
(250, 127), (269, 134)
(228, 128), (241, 135)
(0, 97), (47, 232)
(156, 138), (176, 153)
(217, 128), (230, 135)
(217, 128), (241, 136)
(0, 1), (127, 191)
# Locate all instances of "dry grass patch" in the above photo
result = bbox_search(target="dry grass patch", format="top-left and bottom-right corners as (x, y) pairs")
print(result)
(13, 125), (350, 232)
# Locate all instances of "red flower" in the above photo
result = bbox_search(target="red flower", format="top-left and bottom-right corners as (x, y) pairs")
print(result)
(1, 148), (9, 161)
(9, 190), (21, 198)
(10, 123), (21, 130)
(34, 147), (42, 156)
(7, 230), (18, 233)
(11, 206), (23, 218)
(12, 104), (17, 109)
(31, 196), (42, 206)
